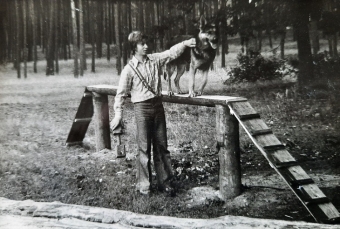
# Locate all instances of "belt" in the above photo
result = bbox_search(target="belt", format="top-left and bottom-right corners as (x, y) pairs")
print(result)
(136, 97), (162, 104)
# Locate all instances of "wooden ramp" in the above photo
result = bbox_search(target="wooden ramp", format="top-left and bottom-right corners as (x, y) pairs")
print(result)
(66, 86), (340, 224)
(227, 100), (340, 224)
(66, 89), (93, 146)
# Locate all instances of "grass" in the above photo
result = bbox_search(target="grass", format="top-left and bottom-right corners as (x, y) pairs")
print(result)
(1, 34), (340, 222)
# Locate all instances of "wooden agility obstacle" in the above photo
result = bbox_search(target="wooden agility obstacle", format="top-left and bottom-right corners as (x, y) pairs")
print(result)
(66, 85), (340, 224)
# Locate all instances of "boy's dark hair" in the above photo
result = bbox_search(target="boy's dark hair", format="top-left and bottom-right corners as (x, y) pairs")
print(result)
(128, 31), (149, 55)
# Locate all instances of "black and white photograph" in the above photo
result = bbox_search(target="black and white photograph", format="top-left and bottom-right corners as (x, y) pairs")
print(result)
(0, 0), (339, 228)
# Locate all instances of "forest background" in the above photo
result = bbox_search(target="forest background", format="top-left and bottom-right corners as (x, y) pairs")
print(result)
(1, 0), (340, 224)
(0, 0), (340, 91)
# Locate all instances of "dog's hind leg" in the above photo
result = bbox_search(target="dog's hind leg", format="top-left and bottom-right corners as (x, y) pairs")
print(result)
(188, 64), (198, 97)
(197, 69), (209, 96)
(174, 64), (186, 94)
(166, 64), (175, 96)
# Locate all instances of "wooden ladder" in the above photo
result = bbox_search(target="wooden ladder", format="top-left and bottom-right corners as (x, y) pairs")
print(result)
(66, 89), (93, 146)
(227, 100), (340, 224)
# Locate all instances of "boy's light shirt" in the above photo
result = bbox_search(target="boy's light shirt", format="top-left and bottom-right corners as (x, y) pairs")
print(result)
(114, 42), (187, 116)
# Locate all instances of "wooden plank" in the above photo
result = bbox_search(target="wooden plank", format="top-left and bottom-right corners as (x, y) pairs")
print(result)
(239, 113), (261, 120)
(296, 184), (329, 204)
(161, 94), (247, 107)
(268, 149), (297, 168)
(86, 85), (247, 107)
(66, 121), (91, 143)
(66, 89), (94, 144)
(230, 102), (259, 119)
(243, 119), (270, 131)
(251, 129), (273, 136)
(256, 134), (282, 148)
(74, 96), (93, 119)
(307, 202), (340, 223)
(241, 119), (273, 136)
(279, 165), (314, 185)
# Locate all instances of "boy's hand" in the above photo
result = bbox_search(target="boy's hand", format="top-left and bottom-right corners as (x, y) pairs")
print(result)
(183, 38), (196, 48)
(110, 115), (122, 133)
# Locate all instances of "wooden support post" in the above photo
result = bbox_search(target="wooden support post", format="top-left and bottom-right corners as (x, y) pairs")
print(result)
(92, 92), (111, 151)
(216, 105), (241, 200)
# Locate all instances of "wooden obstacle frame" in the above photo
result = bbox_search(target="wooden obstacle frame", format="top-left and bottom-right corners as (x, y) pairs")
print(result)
(66, 85), (340, 224)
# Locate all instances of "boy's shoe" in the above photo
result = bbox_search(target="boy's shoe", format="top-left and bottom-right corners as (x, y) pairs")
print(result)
(137, 189), (150, 196)
(158, 178), (176, 197)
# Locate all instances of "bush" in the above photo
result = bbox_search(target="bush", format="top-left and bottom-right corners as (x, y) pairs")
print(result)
(313, 52), (340, 79)
(226, 54), (297, 83)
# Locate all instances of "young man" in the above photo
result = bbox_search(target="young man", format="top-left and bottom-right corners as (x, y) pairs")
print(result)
(110, 31), (196, 196)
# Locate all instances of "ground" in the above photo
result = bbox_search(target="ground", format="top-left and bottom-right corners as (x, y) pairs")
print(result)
(0, 58), (340, 226)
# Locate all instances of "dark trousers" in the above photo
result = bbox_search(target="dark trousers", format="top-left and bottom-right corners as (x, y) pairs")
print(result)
(134, 97), (173, 192)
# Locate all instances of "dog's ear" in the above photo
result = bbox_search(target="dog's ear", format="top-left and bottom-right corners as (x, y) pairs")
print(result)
(199, 15), (207, 29)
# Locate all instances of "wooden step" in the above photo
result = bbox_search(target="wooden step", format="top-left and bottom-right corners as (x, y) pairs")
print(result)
(250, 128), (273, 136)
(263, 144), (286, 151)
(257, 134), (284, 150)
(268, 149), (298, 168)
(239, 113), (261, 120)
(295, 183), (329, 204)
(230, 101), (260, 120)
(307, 202), (340, 224)
(233, 99), (340, 223)
(279, 165), (314, 185)
(242, 119), (272, 136)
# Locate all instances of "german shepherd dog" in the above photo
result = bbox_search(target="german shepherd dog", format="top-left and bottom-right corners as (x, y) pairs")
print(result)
(165, 16), (219, 97)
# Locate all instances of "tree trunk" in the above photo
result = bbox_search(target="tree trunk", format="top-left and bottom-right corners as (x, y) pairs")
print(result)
(220, 0), (226, 68)
(111, 1), (116, 44)
(106, 0), (110, 61)
(14, 0), (21, 78)
(5, 0), (12, 61)
(138, 0), (144, 31)
(310, 20), (319, 55)
(39, 0), (47, 54)
(258, 29), (262, 52)
(79, 0), (85, 76)
(61, 0), (68, 60)
(90, 0), (96, 73)
(268, 30), (273, 49)
(294, 1), (313, 91)
(29, 0), (37, 73)
(115, 1), (122, 75)
(46, 1), (55, 76)
(96, 0), (103, 58)
(333, 33), (338, 57)
(71, 0), (79, 77)
(280, 32), (285, 59)
(122, 1), (128, 65)
(127, 0), (132, 32)
(23, 0), (27, 78)
(55, 0), (60, 74)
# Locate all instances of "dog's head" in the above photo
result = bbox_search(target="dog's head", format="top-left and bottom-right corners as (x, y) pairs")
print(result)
(198, 16), (219, 50)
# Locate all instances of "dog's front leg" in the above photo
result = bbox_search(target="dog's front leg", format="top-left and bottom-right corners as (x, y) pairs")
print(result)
(167, 74), (174, 96)
(197, 69), (209, 96)
(188, 64), (197, 97)
(165, 65), (174, 96)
